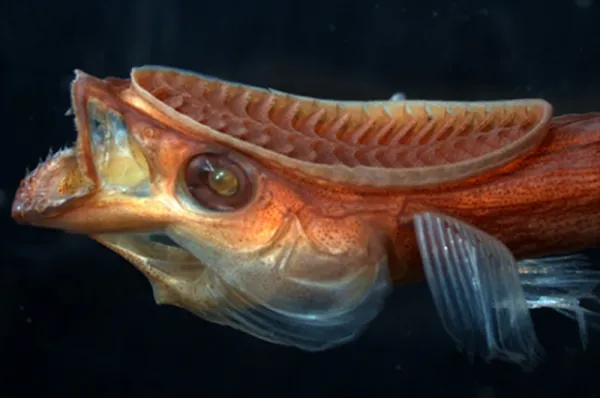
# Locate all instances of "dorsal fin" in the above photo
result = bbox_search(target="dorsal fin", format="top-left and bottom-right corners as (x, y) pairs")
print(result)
(130, 66), (553, 188)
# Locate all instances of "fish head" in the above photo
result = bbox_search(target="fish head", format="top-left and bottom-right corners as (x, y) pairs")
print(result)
(11, 69), (386, 322)
(12, 69), (304, 266)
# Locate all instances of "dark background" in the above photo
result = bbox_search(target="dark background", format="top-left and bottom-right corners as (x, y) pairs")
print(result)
(1, 0), (600, 397)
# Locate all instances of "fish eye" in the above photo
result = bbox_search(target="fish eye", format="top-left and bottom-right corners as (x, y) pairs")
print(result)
(208, 167), (239, 197)
(182, 153), (254, 211)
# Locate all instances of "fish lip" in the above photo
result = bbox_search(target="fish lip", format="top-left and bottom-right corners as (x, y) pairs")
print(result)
(11, 147), (96, 225)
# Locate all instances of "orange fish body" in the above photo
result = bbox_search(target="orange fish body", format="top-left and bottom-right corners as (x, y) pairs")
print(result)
(390, 112), (600, 281)
(11, 67), (600, 367)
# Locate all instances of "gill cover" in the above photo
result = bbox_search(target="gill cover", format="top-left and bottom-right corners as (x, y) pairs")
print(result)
(161, 213), (392, 351)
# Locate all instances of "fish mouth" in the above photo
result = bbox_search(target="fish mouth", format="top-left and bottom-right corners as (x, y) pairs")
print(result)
(12, 148), (201, 270)
(12, 70), (157, 234)
(11, 142), (201, 273)
(11, 71), (102, 226)
(11, 70), (204, 291)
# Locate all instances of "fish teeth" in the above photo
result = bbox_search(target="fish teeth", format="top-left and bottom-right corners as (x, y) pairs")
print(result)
(45, 147), (54, 161)
(23, 145), (75, 179)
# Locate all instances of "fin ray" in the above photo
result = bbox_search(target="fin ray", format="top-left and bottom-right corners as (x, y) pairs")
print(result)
(414, 212), (543, 368)
(188, 258), (391, 351)
(518, 254), (600, 349)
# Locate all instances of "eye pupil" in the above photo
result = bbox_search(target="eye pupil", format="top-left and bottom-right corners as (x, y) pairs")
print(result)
(208, 168), (238, 196)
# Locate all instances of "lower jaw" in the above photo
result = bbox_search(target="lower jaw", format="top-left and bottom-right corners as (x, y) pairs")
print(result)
(92, 230), (197, 268)
(12, 147), (95, 224)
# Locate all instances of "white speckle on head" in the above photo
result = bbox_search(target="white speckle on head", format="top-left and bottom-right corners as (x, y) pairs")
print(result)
(389, 92), (407, 101)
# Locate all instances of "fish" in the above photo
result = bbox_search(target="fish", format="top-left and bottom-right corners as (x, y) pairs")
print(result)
(11, 66), (600, 369)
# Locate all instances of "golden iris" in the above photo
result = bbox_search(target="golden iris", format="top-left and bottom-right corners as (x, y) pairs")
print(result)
(208, 168), (239, 196)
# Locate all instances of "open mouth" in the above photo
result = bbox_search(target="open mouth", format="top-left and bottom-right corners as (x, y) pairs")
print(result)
(12, 70), (205, 281)
(13, 72), (151, 225)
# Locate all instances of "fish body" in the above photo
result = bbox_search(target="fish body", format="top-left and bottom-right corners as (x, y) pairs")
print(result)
(11, 67), (600, 368)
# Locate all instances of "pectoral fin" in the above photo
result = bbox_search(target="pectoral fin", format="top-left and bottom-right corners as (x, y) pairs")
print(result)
(413, 212), (543, 368)
(189, 258), (391, 351)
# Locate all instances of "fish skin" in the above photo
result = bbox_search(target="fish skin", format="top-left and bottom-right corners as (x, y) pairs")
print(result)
(10, 66), (600, 360)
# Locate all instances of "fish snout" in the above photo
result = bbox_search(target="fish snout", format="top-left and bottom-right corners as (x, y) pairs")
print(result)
(11, 147), (95, 227)
(11, 141), (169, 234)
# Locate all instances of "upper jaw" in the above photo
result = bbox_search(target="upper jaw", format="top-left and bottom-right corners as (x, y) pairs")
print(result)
(12, 71), (105, 227)
(11, 70), (161, 234)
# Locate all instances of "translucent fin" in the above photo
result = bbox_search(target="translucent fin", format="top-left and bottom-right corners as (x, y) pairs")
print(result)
(190, 259), (391, 351)
(185, 258), (391, 351)
(518, 254), (600, 349)
(413, 212), (543, 368)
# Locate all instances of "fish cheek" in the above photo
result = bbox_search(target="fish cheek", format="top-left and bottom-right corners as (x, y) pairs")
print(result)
(166, 180), (290, 269)
(291, 210), (388, 285)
